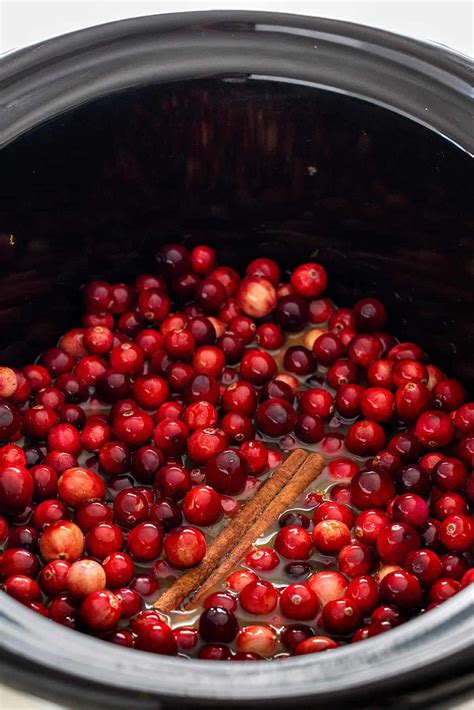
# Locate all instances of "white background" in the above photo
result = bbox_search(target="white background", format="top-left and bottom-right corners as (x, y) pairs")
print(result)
(0, 1), (472, 708)
(1, 0), (473, 56)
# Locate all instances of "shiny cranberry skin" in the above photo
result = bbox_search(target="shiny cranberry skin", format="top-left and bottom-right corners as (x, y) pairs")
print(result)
(237, 277), (277, 319)
(197, 644), (232, 660)
(439, 514), (473, 552)
(453, 403), (474, 434)
(404, 549), (442, 586)
(394, 464), (431, 498)
(127, 522), (163, 561)
(329, 482), (353, 505)
(182, 485), (222, 526)
(395, 382), (432, 422)
(240, 580), (278, 615)
(226, 569), (258, 593)
(312, 520), (351, 555)
(203, 592), (237, 613)
(415, 410), (455, 449)
(433, 458), (468, 492)
(433, 492), (467, 520)
(152, 419), (188, 456)
(193, 278), (225, 313)
(22, 406), (58, 440)
(240, 350), (277, 386)
(322, 598), (362, 634)
(222, 381), (257, 416)
(38, 559), (70, 595)
(335, 383), (363, 418)
(6, 525), (38, 551)
(280, 623), (314, 652)
(299, 388), (332, 418)
(0, 465), (33, 514)
(420, 452), (446, 474)
(391, 494), (429, 528)
(49, 593), (78, 627)
(461, 569), (474, 588)
(283, 346), (316, 377)
(359, 388), (394, 423)
(74, 355), (107, 386)
(0, 515), (8, 544)
(98, 442), (130, 475)
(350, 469), (395, 509)
(290, 262), (327, 298)
(256, 323), (285, 351)
(23, 364), (51, 392)
(96, 369), (131, 403)
(86, 523), (123, 560)
(456, 435), (474, 466)
(163, 526), (206, 568)
(280, 583), (319, 620)
(148, 498), (182, 532)
(239, 440), (268, 476)
(208, 266), (240, 297)
(295, 636), (338, 655)
(40, 347), (75, 377)
(285, 561), (312, 580)
(83, 280), (113, 314)
(346, 575), (379, 613)
(129, 446), (163, 484)
(256, 398), (296, 438)
(228, 315), (255, 345)
(189, 244), (216, 275)
(346, 420), (386, 456)
(313, 501), (355, 528)
(134, 329), (163, 358)
(39, 521), (84, 562)
(312, 333), (344, 366)
(0, 445), (26, 469)
(367, 359), (394, 389)
(199, 606), (239, 643)
(432, 379), (465, 412)
(376, 522), (421, 564)
(353, 298), (387, 331)
(388, 432), (423, 463)
(245, 547), (280, 572)
(0, 548), (39, 579)
(46, 423), (82, 456)
(80, 589), (122, 632)
(57, 467), (105, 507)
(111, 410), (153, 448)
(32, 499), (69, 530)
(129, 575), (159, 601)
(154, 464), (190, 501)
(380, 570), (422, 609)
(275, 295), (308, 332)
(0, 401), (21, 442)
(440, 553), (468, 580)
(74, 501), (112, 532)
(187, 427), (229, 464)
(65, 559), (106, 598)
(429, 577), (461, 603)
(58, 404), (86, 429)
(308, 297), (334, 324)
(275, 526), (313, 560)
(183, 375), (219, 407)
(112, 489), (147, 528)
(100, 551), (134, 588)
(347, 335), (383, 368)
(328, 458), (359, 481)
(205, 449), (248, 495)
(338, 543), (374, 577)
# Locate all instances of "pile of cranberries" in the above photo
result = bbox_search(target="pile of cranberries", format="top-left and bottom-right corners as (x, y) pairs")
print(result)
(0, 243), (472, 661)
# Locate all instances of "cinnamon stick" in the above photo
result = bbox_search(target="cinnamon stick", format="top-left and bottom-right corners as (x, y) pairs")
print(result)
(154, 449), (324, 613)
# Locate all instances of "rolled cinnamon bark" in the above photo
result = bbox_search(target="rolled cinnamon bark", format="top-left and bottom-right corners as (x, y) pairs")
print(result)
(154, 449), (324, 613)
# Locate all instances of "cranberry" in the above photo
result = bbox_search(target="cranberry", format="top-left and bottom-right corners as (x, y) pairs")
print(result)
(198, 644), (232, 660)
(367, 359), (394, 389)
(199, 606), (239, 643)
(182, 485), (222, 526)
(96, 369), (131, 403)
(439, 514), (473, 552)
(360, 387), (394, 423)
(102, 551), (134, 588)
(376, 522), (421, 564)
(353, 298), (387, 331)
(307, 571), (347, 607)
(391, 494), (429, 528)
(300, 388), (333, 418)
(222, 381), (257, 416)
(86, 523), (123, 560)
(347, 335), (383, 368)
(163, 526), (206, 569)
(313, 501), (355, 528)
(40, 347), (75, 377)
(338, 543), (374, 577)
(66, 559), (106, 597)
(236, 625), (278, 657)
(204, 592), (238, 612)
(440, 553), (468, 580)
(32, 499), (69, 530)
(354, 509), (389, 545)
(395, 382), (432, 422)
(256, 398), (296, 438)
(322, 598), (362, 634)
(238, 579), (277, 615)
(6, 525), (38, 551)
(284, 346), (316, 377)
(351, 469), (395, 509)
(187, 427), (229, 464)
(256, 323), (285, 350)
(454, 403), (474, 434)
(346, 575), (379, 613)
(394, 464), (431, 498)
(98, 442), (130, 475)
(295, 636), (338, 655)
(0, 548), (39, 579)
(226, 569), (258, 593)
(49, 593), (77, 627)
(0, 401), (21, 442)
(240, 440), (268, 475)
(429, 577), (461, 603)
(290, 262), (327, 298)
(1, 573), (40, 604)
(113, 489), (149, 528)
(39, 521), (84, 562)
(275, 295), (308, 332)
(346, 420), (386, 456)
(327, 458), (359, 481)
(433, 458), (468, 492)
(433, 492), (467, 520)
(461, 569), (474, 588)
(130, 574), (160, 600)
(237, 277), (277, 318)
(58, 467), (105, 506)
(280, 623), (314, 652)
(311, 333), (343, 366)
(245, 547), (280, 572)
(380, 570), (422, 609)
(335, 383), (363, 418)
(190, 244), (216, 275)
(415, 410), (455, 448)
(433, 379), (465, 412)
(80, 589), (121, 631)
(308, 297), (334, 324)
(149, 498), (182, 531)
(127, 522), (163, 561)
(205, 449), (248, 495)
(404, 549), (442, 586)
(0, 465), (33, 514)
(312, 520), (351, 555)
(275, 526), (313, 560)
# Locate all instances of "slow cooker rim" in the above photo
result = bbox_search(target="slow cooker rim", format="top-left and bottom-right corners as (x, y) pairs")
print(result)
(0, 10), (472, 153)
(0, 10), (473, 707)
(0, 587), (473, 704)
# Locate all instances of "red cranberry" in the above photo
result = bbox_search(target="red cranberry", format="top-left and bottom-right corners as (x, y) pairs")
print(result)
(0, 465), (33, 514)
(394, 464), (431, 498)
(32, 499), (69, 530)
(245, 547), (280, 572)
(439, 514), (473, 552)
(198, 644), (232, 660)
(80, 589), (121, 631)
(0, 548), (39, 579)
(130, 446), (164, 484)
(48, 593), (77, 628)
(367, 359), (394, 389)
(86, 523), (123, 560)
(256, 398), (296, 438)
(204, 592), (238, 612)
(433, 379), (465, 412)
(182, 485), (222, 526)
(275, 526), (313, 560)
(360, 388), (394, 423)
(391, 494), (429, 528)
(338, 543), (374, 577)
(190, 244), (216, 275)
(313, 501), (355, 528)
(312, 333), (344, 366)
(295, 636), (338, 655)
(346, 575), (379, 613)
(429, 577), (461, 603)
(353, 298), (387, 331)
(433, 492), (467, 520)
(256, 323), (285, 350)
(415, 410), (455, 449)
(335, 383), (363, 418)
(376, 522), (421, 564)
(440, 553), (468, 580)
(6, 525), (38, 551)
(102, 551), (135, 588)
(275, 295), (308, 332)
(203, 446), (249, 495)
(300, 388), (333, 418)
(347, 335), (383, 368)
(57, 467), (105, 507)
(285, 561), (312, 580)
(0, 401), (21, 442)
(346, 420), (386, 456)
(404, 549), (442, 586)
(312, 520), (351, 555)
(98, 442), (130, 475)
(163, 526), (206, 568)
(38, 559), (70, 595)
(40, 347), (75, 377)
(240, 440), (268, 475)
(199, 606), (239, 643)
(461, 569), (474, 588)
(281, 623), (314, 651)
(308, 297), (334, 324)
(394, 359), (429, 387)
(327, 458), (359, 481)
(96, 369), (131, 403)
(322, 598), (362, 634)
(454, 403), (474, 434)
(283, 346), (316, 377)
(187, 427), (229, 464)
(237, 277), (277, 318)
(239, 579), (278, 615)
(127, 522), (163, 561)
(155, 464), (191, 500)
(354, 509), (389, 545)
(433, 458), (468, 492)
(290, 262), (327, 298)
(226, 569), (258, 593)
(113, 489), (148, 528)
(351, 469), (395, 509)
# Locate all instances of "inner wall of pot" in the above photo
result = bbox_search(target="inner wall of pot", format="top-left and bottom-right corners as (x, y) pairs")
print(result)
(0, 78), (472, 389)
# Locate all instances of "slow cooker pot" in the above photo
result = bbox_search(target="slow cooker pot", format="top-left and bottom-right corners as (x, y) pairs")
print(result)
(0, 11), (473, 709)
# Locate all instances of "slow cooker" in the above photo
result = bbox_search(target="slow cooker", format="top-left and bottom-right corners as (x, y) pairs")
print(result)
(0, 11), (473, 709)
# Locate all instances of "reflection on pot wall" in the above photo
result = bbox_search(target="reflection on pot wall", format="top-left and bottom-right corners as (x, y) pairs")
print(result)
(0, 80), (472, 389)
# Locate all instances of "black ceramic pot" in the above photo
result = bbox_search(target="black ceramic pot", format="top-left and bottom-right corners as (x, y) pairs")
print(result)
(0, 11), (473, 709)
